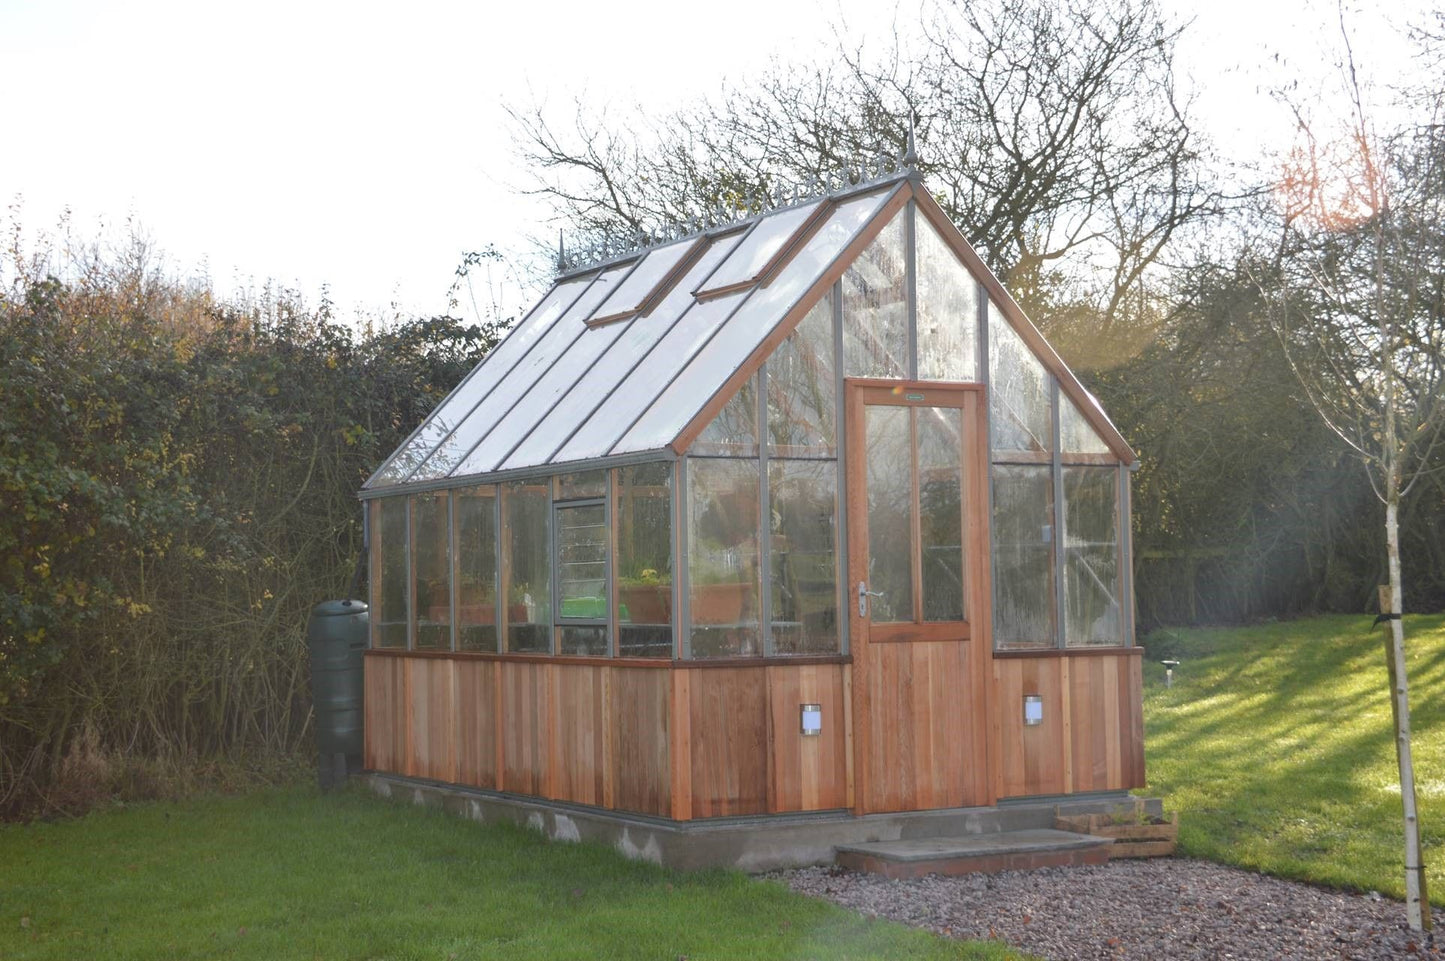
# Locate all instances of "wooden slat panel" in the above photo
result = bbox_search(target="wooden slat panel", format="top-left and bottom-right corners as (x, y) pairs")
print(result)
(405, 657), (457, 782)
(612, 667), (671, 816)
(552, 664), (607, 807)
(688, 667), (768, 817)
(455, 660), (496, 789)
(767, 664), (848, 812)
(858, 640), (973, 812)
(993, 656), (1066, 798)
(363, 653), (406, 773)
(1126, 653), (1146, 788)
(499, 659), (549, 796)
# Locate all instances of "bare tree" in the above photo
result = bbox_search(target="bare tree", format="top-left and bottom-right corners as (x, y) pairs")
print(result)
(1257, 11), (1444, 931)
(510, 0), (1219, 352)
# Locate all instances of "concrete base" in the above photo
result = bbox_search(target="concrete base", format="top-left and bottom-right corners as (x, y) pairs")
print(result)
(835, 829), (1113, 878)
(359, 772), (1161, 873)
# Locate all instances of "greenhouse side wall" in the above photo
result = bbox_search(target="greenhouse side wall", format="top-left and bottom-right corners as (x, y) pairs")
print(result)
(362, 653), (852, 820)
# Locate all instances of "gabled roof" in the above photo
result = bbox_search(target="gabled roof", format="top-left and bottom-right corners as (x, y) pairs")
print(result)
(364, 172), (1135, 495)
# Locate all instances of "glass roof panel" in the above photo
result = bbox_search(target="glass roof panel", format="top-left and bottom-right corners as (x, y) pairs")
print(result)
(552, 288), (749, 464)
(403, 264), (630, 482)
(694, 200), (824, 295)
(613, 186), (895, 456)
(499, 232), (745, 472)
(367, 276), (592, 487)
(588, 238), (698, 323)
(452, 321), (630, 476)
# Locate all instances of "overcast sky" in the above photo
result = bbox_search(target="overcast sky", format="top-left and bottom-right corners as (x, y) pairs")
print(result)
(0, 0), (1432, 325)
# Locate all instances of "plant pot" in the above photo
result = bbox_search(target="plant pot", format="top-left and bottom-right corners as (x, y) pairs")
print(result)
(456, 603), (496, 626)
(691, 582), (749, 625)
(620, 585), (672, 624)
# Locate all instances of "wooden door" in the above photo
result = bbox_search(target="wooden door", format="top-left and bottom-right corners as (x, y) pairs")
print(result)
(845, 381), (991, 813)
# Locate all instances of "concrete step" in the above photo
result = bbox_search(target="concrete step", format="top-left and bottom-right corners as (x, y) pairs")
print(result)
(835, 829), (1112, 879)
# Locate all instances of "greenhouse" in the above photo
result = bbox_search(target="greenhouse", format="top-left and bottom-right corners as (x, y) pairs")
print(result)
(358, 157), (1145, 852)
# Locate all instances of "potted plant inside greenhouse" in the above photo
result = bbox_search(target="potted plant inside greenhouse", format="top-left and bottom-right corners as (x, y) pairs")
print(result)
(358, 137), (1154, 874)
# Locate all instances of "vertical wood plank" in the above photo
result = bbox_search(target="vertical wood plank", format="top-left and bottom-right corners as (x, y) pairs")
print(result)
(1060, 657), (1074, 793)
(669, 669), (692, 820)
(842, 663), (855, 810)
(611, 668), (670, 816)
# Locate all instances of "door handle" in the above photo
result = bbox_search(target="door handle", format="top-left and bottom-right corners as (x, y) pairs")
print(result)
(857, 581), (885, 617)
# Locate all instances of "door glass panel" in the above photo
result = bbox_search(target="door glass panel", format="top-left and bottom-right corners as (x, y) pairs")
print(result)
(918, 407), (965, 621)
(864, 405), (913, 623)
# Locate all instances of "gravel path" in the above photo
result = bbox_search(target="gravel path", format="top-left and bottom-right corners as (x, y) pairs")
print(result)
(776, 858), (1440, 960)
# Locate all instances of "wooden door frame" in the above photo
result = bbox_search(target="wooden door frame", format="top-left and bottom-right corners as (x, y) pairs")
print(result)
(844, 378), (994, 813)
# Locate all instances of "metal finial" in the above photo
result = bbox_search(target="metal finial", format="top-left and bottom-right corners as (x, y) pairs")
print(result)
(557, 230), (567, 271)
(903, 111), (919, 167)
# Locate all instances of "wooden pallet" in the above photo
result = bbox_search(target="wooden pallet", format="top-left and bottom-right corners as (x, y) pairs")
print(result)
(1054, 806), (1178, 859)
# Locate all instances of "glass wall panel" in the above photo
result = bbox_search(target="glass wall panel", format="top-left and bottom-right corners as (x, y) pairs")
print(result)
(556, 470), (606, 500)
(991, 465), (1055, 650)
(501, 232), (743, 472)
(558, 626), (608, 657)
(616, 463), (673, 658)
(769, 459), (839, 654)
(614, 188), (892, 457)
(411, 493), (451, 650)
(691, 378), (758, 456)
(842, 206), (908, 378)
(1063, 467), (1121, 647)
(988, 303), (1051, 453)
(556, 503), (607, 620)
(697, 201), (824, 294)
(370, 277), (590, 486)
(1060, 392), (1112, 455)
(865, 405), (913, 623)
(916, 213), (979, 381)
(453, 487), (498, 652)
(373, 497), (409, 648)
(687, 458), (762, 657)
(767, 292), (835, 456)
(918, 407), (965, 621)
(503, 481), (551, 653)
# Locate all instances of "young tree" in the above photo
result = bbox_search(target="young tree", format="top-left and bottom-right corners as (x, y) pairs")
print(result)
(1258, 15), (1443, 931)
(510, 0), (1217, 344)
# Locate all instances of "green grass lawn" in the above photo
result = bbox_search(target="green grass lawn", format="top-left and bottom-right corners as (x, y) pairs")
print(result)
(0, 787), (1028, 961)
(1142, 613), (1445, 905)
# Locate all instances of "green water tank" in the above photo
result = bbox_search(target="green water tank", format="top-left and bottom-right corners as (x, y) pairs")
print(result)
(307, 598), (368, 790)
